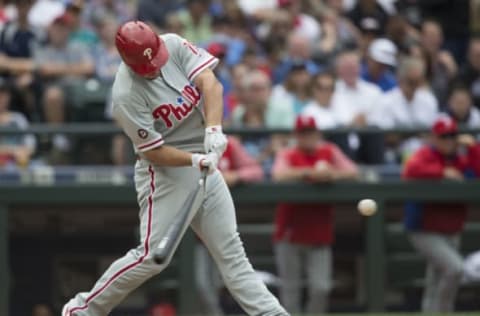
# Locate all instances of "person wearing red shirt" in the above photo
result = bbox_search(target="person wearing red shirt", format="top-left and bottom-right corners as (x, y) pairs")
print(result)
(402, 116), (476, 313)
(271, 115), (358, 314)
(195, 136), (264, 316)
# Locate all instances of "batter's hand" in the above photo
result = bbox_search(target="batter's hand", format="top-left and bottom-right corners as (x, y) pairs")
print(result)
(204, 125), (228, 157)
(192, 152), (219, 174)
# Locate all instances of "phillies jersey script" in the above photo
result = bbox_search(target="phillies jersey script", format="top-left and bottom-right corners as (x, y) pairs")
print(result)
(111, 33), (218, 154)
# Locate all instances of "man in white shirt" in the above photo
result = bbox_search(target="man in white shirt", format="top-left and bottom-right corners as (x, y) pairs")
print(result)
(330, 51), (384, 163)
(331, 51), (383, 127)
(373, 57), (438, 129)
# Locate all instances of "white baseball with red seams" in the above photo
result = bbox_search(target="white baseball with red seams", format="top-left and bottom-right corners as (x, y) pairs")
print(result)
(62, 33), (288, 316)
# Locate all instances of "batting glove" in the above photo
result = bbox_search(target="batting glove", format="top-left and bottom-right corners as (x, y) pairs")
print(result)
(204, 125), (228, 157)
(192, 152), (219, 174)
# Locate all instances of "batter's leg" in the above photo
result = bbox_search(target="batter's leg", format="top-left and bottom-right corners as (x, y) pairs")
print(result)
(63, 166), (204, 316)
(194, 242), (223, 316)
(306, 246), (332, 314)
(275, 242), (303, 313)
(409, 232), (464, 313)
(191, 171), (289, 316)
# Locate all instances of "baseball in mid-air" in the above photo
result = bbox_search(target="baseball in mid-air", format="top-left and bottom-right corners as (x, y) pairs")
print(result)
(357, 199), (377, 216)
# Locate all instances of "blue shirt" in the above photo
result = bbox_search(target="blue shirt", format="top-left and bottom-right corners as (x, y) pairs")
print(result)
(273, 59), (321, 85)
(360, 63), (397, 92)
(0, 22), (39, 58)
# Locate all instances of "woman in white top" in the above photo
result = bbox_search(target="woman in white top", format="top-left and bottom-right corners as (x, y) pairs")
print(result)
(445, 85), (480, 128)
(267, 61), (312, 128)
(302, 72), (339, 129)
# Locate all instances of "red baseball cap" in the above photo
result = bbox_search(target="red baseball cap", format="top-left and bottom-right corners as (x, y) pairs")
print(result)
(278, 0), (294, 7)
(295, 115), (317, 132)
(206, 42), (226, 58)
(432, 116), (458, 136)
(51, 12), (75, 27)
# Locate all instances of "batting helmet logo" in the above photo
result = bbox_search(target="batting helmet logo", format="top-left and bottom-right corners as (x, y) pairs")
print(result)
(143, 48), (153, 60)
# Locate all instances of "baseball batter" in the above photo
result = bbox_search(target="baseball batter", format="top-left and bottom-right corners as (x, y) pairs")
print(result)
(62, 21), (288, 316)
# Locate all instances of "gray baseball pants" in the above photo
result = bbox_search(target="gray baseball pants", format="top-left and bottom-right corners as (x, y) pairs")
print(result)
(275, 242), (332, 314)
(63, 162), (288, 316)
(409, 232), (464, 313)
(195, 243), (223, 316)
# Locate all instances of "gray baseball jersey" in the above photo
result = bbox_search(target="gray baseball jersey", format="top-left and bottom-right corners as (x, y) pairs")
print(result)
(111, 33), (219, 154)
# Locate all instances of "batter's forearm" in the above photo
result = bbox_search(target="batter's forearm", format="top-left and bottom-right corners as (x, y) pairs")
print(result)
(143, 145), (193, 167)
(194, 69), (224, 127)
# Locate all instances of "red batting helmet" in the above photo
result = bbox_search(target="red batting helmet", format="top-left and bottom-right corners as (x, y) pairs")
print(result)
(115, 21), (169, 76)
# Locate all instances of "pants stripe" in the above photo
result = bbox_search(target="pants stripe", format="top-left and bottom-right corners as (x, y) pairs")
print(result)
(66, 165), (156, 316)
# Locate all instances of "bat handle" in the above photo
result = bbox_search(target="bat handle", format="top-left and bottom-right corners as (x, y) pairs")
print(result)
(198, 169), (208, 186)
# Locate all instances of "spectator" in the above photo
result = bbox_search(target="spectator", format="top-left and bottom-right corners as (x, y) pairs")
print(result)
(416, 0), (469, 63)
(272, 115), (358, 314)
(219, 136), (264, 185)
(92, 12), (120, 120)
(231, 70), (271, 128)
(0, 2), (10, 26)
(34, 12), (94, 162)
(224, 63), (248, 118)
(195, 136), (263, 316)
(176, 0), (213, 45)
(402, 116), (475, 313)
(65, 0), (98, 48)
(0, 0), (41, 119)
(331, 50), (385, 163)
(302, 72), (338, 129)
(277, 0), (321, 42)
(331, 51), (382, 128)
(137, 0), (183, 30)
(231, 70), (283, 175)
(28, 0), (64, 29)
(261, 10), (293, 68)
(311, 7), (359, 67)
(457, 37), (480, 109)
(385, 14), (418, 55)
(416, 20), (458, 105)
(347, 0), (389, 36)
(85, 0), (136, 26)
(272, 33), (320, 85)
(92, 14), (120, 84)
(269, 61), (312, 128)
(361, 38), (397, 92)
(347, 0), (389, 54)
(0, 79), (35, 169)
(209, 15), (246, 67)
(374, 57), (438, 129)
(445, 86), (480, 128)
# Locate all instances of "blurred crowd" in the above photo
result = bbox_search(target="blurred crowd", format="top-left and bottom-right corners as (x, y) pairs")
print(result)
(3, 1), (480, 315)
(0, 0), (479, 171)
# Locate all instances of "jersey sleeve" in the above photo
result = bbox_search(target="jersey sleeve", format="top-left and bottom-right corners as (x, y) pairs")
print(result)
(171, 34), (219, 81)
(112, 95), (164, 153)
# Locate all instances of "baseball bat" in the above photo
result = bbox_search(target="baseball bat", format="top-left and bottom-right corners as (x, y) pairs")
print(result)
(153, 170), (207, 264)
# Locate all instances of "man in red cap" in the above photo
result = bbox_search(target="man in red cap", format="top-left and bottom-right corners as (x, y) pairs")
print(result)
(402, 116), (477, 313)
(271, 115), (358, 313)
(63, 21), (289, 316)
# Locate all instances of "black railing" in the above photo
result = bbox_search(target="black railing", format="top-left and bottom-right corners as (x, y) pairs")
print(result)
(1, 123), (479, 136)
